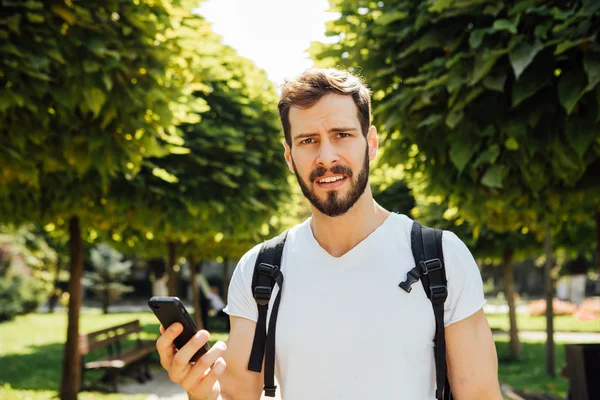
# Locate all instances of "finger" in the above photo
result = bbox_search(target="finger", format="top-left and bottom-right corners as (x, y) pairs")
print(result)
(156, 323), (183, 369)
(170, 330), (211, 382)
(185, 357), (227, 397)
(180, 342), (227, 391)
(160, 324), (165, 334)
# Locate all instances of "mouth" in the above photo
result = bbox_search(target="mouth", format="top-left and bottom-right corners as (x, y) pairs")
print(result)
(315, 175), (348, 188)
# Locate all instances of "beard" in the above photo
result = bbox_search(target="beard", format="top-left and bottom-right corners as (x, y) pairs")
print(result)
(292, 147), (370, 217)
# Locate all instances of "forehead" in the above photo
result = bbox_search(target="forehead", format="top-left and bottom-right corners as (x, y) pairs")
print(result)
(288, 93), (360, 137)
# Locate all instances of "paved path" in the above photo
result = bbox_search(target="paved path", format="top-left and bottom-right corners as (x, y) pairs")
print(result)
(120, 365), (281, 400)
(493, 330), (600, 342)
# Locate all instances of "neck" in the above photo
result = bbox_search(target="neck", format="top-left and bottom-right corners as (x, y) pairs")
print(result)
(309, 185), (390, 258)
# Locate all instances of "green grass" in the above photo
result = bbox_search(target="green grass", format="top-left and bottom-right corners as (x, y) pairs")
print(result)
(495, 337), (568, 397)
(1, 311), (597, 399)
(0, 311), (228, 400)
(487, 312), (600, 333)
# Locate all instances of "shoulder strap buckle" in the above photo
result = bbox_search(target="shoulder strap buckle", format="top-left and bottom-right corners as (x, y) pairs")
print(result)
(421, 258), (442, 274)
(253, 286), (272, 306)
(258, 262), (280, 278)
(429, 285), (448, 304)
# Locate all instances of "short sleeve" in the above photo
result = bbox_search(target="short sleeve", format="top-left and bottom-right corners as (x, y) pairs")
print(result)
(441, 231), (486, 327)
(222, 244), (261, 322)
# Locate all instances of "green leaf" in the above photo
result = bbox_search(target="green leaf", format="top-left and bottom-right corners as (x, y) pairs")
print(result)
(6, 14), (21, 35)
(169, 146), (191, 155)
(470, 51), (504, 86)
(558, 69), (587, 115)
(46, 49), (66, 64)
(469, 29), (489, 49)
(483, 74), (506, 92)
(445, 109), (464, 129)
(152, 167), (179, 183)
(101, 107), (116, 129)
(481, 165), (507, 188)
(84, 87), (107, 118)
(505, 137), (519, 150)
(583, 53), (600, 93)
(484, 2), (503, 17)
(564, 117), (597, 158)
(473, 145), (500, 168)
(511, 68), (551, 107)
(509, 40), (543, 80)
(26, 13), (44, 24)
(375, 11), (409, 25)
(418, 114), (443, 128)
(534, 22), (552, 39)
(429, 0), (453, 13)
(493, 19), (518, 34)
(554, 38), (587, 55)
(52, 5), (77, 25)
(449, 140), (476, 172)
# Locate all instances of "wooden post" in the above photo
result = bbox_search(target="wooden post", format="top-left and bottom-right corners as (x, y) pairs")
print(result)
(222, 257), (230, 301)
(544, 225), (556, 377)
(502, 245), (521, 360)
(167, 242), (177, 296)
(188, 254), (204, 329)
(596, 210), (600, 295)
(60, 215), (84, 400)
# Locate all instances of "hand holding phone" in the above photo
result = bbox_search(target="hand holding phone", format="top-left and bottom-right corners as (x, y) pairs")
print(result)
(148, 296), (210, 362)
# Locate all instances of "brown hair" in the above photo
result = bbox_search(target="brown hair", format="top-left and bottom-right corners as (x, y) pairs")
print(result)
(278, 68), (372, 146)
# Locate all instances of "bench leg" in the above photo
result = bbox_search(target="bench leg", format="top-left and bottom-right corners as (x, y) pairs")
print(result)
(109, 370), (118, 393)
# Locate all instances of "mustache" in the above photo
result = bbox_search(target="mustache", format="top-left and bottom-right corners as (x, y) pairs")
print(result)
(309, 164), (353, 183)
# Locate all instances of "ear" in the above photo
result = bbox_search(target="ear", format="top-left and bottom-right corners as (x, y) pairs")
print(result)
(366, 125), (379, 161)
(282, 139), (295, 173)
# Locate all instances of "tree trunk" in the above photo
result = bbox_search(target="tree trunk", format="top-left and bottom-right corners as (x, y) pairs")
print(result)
(222, 257), (229, 301)
(502, 245), (521, 360)
(60, 216), (84, 400)
(167, 242), (178, 297)
(102, 285), (109, 315)
(595, 211), (600, 295)
(48, 255), (63, 313)
(188, 254), (204, 329)
(544, 225), (556, 377)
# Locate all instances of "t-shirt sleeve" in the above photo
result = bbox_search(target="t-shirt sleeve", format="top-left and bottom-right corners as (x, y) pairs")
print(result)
(222, 244), (261, 322)
(442, 230), (486, 327)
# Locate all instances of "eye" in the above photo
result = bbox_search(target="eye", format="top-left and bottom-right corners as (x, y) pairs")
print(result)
(300, 138), (316, 145)
(337, 132), (350, 138)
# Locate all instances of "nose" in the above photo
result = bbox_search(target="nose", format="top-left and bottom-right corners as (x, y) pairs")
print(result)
(316, 140), (339, 167)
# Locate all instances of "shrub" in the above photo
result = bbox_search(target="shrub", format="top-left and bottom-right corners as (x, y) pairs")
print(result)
(0, 273), (49, 322)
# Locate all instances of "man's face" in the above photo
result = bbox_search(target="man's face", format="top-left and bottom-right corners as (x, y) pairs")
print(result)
(284, 93), (378, 217)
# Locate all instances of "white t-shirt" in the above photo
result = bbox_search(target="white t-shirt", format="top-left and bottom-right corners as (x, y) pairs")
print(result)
(224, 213), (485, 400)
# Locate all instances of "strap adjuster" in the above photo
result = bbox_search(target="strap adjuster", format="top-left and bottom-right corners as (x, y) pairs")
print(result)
(420, 259), (442, 274)
(264, 384), (277, 397)
(258, 263), (279, 278)
(253, 286), (272, 306)
(430, 285), (448, 303)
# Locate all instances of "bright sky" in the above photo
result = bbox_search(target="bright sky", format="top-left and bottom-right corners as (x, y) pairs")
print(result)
(197, 0), (338, 87)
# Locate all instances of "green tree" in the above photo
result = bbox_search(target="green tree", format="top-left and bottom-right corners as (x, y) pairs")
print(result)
(98, 17), (289, 327)
(314, 0), (600, 376)
(86, 244), (134, 314)
(0, 1), (199, 398)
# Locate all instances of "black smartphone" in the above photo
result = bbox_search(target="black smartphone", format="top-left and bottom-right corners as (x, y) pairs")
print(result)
(148, 296), (210, 362)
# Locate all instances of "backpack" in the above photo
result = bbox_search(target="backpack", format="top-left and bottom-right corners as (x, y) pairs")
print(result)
(246, 221), (452, 400)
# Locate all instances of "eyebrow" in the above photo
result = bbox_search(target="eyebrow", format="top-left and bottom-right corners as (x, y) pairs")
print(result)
(293, 127), (359, 140)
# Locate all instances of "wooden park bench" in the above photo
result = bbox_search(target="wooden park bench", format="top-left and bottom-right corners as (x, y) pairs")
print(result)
(78, 320), (156, 392)
(502, 384), (564, 400)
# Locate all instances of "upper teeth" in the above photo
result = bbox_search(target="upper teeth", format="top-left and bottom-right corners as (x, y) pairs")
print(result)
(319, 176), (344, 183)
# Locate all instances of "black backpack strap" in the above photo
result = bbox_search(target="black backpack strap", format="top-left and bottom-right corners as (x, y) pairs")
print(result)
(248, 230), (288, 397)
(400, 221), (451, 400)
